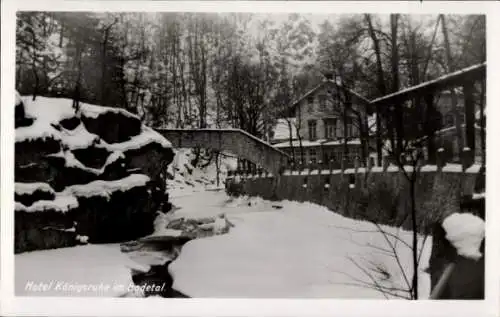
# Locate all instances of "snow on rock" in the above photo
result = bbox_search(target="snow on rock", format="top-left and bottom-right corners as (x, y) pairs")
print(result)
(16, 244), (137, 297)
(14, 94), (174, 253)
(76, 235), (89, 244)
(49, 149), (124, 175)
(15, 194), (78, 213)
(442, 212), (485, 260)
(80, 102), (140, 120)
(149, 228), (183, 238)
(169, 192), (432, 299)
(16, 95), (171, 151)
(102, 126), (171, 151)
(64, 174), (150, 199)
(15, 182), (55, 195)
(60, 123), (100, 150)
(16, 96), (76, 142)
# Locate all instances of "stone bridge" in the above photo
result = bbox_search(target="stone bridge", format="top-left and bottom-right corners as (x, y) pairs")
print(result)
(155, 128), (290, 175)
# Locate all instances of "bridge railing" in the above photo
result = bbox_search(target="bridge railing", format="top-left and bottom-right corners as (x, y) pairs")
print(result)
(369, 62), (486, 165)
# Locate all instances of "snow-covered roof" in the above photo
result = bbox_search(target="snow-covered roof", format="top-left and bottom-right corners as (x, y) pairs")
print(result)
(290, 79), (370, 110)
(371, 62), (486, 106)
(322, 139), (361, 146)
(274, 139), (325, 148)
(274, 138), (362, 149)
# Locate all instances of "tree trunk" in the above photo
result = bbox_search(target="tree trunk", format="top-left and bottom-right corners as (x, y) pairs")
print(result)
(441, 14), (464, 156)
(365, 14), (386, 166)
(390, 14), (403, 158)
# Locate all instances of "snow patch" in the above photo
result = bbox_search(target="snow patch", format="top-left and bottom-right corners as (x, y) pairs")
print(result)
(16, 96), (76, 142)
(442, 213), (485, 260)
(60, 123), (99, 150)
(76, 235), (89, 244)
(16, 244), (135, 297)
(15, 182), (55, 195)
(64, 174), (150, 199)
(472, 192), (485, 200)
(80, 102), (140, 120)
(15, 194), (78, 213)
(169, 192), (432, 299)
(102, 126), (171, 151)
(149, 228), (183, 238)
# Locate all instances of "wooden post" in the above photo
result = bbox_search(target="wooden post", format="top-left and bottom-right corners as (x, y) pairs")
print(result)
(436, 148), (447, 172)
(461, 147), (474, 171)
(463, 80), (476, 158)
(424, 92), (437, 164)
(383, 155), (389, 172)
(367, 156), (373, 171)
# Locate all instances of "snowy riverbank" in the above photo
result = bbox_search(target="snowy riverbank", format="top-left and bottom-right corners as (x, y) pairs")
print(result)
(168, 191), (433, 299)
(15, 189), (433, 299)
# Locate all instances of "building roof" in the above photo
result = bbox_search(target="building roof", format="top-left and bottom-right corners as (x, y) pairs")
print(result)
(274, 138), (362, 149)
(289, 79), (370, 110)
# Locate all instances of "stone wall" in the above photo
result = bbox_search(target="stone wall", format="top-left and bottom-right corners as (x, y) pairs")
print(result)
(226, 164), (485, 299)
(15, 94), (174, 253)
(226, 164), (481, 233)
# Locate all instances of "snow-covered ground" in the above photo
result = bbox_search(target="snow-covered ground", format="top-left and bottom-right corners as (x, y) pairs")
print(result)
(168, 191), (433, 299)
(16, 244), (143, 297)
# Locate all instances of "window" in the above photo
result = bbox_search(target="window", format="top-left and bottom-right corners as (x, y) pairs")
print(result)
(318, 94), (327, 111)
(345, 117), (354, 138)
(308, 148), (317, 164)
(307, 96), (315, 112)
(324, 118), (337, 139)
(308, 120), (317, 140)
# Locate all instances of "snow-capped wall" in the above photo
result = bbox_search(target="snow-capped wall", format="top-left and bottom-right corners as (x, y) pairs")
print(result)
(15, 93), (175, 253)
(226, 166), (482, 233)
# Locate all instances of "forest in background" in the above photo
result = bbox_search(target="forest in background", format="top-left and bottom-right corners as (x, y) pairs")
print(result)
(16, 12), (485, 142)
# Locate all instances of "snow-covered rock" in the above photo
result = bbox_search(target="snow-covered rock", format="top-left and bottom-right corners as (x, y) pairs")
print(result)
(442, 212), (485, 260)
(14, 93), (175, 253)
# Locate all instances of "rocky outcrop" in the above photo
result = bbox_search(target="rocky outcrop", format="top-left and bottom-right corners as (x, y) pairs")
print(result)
(14, 94), (174, 253)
